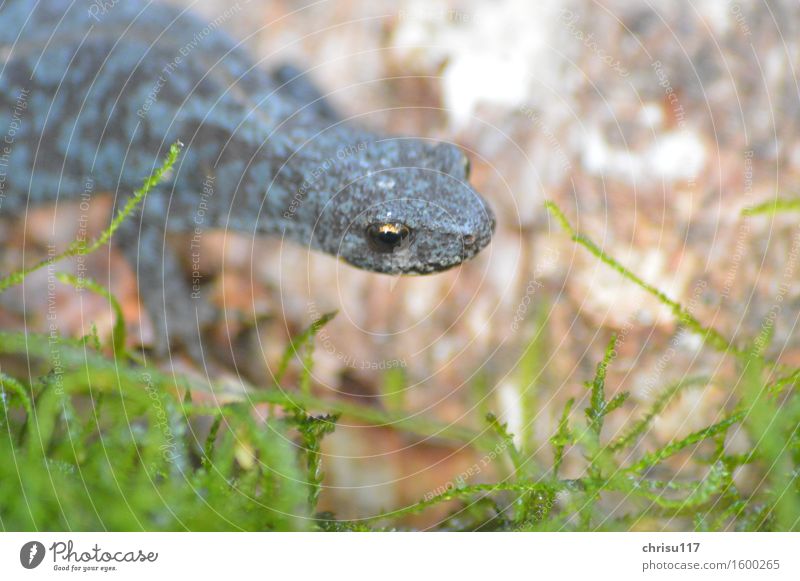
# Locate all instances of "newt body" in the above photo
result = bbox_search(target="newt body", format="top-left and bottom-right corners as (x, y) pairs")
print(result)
(0, 0), (494, 353)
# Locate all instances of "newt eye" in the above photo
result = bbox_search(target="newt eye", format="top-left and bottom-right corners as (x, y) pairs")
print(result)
(366, 222), (412, 253)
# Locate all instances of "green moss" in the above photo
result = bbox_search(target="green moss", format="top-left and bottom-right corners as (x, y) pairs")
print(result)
(1, 154), (798, 531)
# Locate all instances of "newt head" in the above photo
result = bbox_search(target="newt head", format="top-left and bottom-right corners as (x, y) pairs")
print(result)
(310, 136), (495, 275)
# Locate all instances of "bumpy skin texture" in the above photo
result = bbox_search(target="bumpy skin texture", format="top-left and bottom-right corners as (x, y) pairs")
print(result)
(0, 0), (494, 353)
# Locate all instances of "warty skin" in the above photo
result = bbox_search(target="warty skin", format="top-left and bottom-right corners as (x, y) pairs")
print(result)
(0, 0), (495, 353)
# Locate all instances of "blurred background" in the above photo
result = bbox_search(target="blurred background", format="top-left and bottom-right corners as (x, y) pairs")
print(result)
(3, 0), (798, 526)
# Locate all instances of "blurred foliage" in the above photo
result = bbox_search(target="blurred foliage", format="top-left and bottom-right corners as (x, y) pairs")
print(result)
(1, 148), (799, 531)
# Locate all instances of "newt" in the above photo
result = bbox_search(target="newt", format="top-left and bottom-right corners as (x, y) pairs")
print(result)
(0, 0), (494, 355)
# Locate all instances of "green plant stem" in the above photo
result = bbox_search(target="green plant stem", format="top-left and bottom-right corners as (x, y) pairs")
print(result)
(742, 197), (800, 216)
(545, 201), (739, 356)
(0, 141), (183, 293)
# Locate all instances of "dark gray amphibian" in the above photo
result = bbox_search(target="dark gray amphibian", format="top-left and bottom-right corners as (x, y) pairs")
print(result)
(0, 0), (494, 354)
